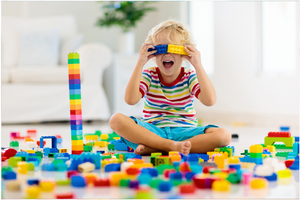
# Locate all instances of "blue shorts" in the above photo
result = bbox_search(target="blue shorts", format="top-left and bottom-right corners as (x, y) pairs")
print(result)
(120, 116), (219, 150)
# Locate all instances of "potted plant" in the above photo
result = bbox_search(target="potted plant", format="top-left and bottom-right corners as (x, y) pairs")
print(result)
(96, 1), (156, 54)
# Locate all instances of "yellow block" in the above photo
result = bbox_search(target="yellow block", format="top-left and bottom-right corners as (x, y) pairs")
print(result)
(72, 145), (83, 151)
(167, 44), (189, 55)
(265, 145), (275, 153)
(249, 144), (263, 153)
(227, 157), (240, 164)
(40, 181), (55, 192)
(25, 150), (35, 154)
(240, 162), (256, 171)
(212, 180), (231, 192)
(59, 149), (67, 153)
(250, 178), (267, 189)
(113, 137), (120, 140)
(130, 163), (153, 169)
(214, 154), (225, 169)
(169, 151), (180, 156)
(68, 64), (80, 69)
(231, 121), (246, 127)
(277, 169), (292, 178)
(102, 158), (120, 168)
(26, 185), (40, 199)
(70, 99), (82, 105)
(207, 152), (228, 159)
(94, 141), (108, 147)
(85, 135), (98, 141)
(72, 140), (83, 146)
(100, 134), (109, 140)
(109, 172), (128, 186)
(17, 161), (28, 174)
(213, 172), (228, 179)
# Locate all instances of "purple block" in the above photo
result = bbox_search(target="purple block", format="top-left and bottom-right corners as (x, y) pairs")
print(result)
(69, 79), (81, 85)
(70, 120), (83, 125)
(129, 180), (139, 189)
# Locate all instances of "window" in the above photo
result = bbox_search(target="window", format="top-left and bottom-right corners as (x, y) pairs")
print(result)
(189, 2), (214, 75)
(261, 2), (299, 73)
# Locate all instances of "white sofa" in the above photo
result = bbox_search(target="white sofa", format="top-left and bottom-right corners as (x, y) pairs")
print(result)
(2, 15), (112, 123)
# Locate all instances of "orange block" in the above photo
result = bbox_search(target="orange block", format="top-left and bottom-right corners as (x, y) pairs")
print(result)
(72, 145), (83, 151)
(68, 69), (80, 75)
(109, 172), (128, 186)
(25, 138), (34, 142)
(127, 158), (144, 164)
(70, 104), (82, 110)
(84, 173), (97, 185)
(214, 154), (225, 169)
(130, 163), (153, 169)
(170, 155), (181, 163)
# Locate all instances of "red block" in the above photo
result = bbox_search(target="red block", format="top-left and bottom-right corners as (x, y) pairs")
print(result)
(69, 74), (81, 80)
(163, 169), (177, 178)
(94, 178), (110, 187)
(268, 132), (291, 137)
(56, 135), (62, 138)
(56, 192), (74, 199)
(179, 183), (196, 194)
(27, 129), (37, 136)
(285, 160), (294, 168)
(203, 166), (214, 174)
(179, 162), (191, 172)
(2, 148), (17, 159)
(2, 156), (7, 162)
(70, 109), (82, 115)
(67, 171), (79, 179)
(37, 141), (46, 147)
(126, 167), (140, 175)
(72, 150), (83, 155)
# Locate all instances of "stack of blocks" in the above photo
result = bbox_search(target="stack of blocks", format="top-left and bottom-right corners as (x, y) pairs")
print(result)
(68, 53), (83, 155)
(264, 132), (295, 148)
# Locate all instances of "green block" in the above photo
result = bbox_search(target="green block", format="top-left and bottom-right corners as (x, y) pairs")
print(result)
(10, 141), (19, 147)
(95, 130), (102, 137)
(274, 144), (293, 150)
(151, 152), (162, 157)
(264, 136), (295, 147)
(83, 145), (93, 152)
(69, 94), (81, 100)
(156, 164), (174, 175)
(8, 157), (22, 167)
(275, 151), (289, 157)
(56, 179), (70, 186)
(68, 52), (79, 59)
(136, 190), (154, 199)
(101, 155), (112, 160)
(108, 144), (115, 151)
(35, 151), (43, 158)
(150, 157), (156, 166)
(28, 163), (35, 171)
(155, 157), (171, 166)
(149, 179), (162, 188)
(249, 153), (263, 158)
(1, 166), (13, 177)
(171, 180), (185, 186)
(85, 142), (94, 146)
(209, 168), (221, 174)
(72, 135), (83, 140)
(226, 173), (241, 184)
(120, 179), (130, 187)
(52, 159), (65, 165)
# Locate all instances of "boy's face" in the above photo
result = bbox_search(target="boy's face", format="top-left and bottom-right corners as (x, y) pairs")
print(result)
(153, 32), (183, 83)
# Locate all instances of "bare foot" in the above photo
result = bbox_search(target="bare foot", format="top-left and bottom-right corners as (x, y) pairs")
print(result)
(173, 141), (192, 156)
(134, 144), (161, 155)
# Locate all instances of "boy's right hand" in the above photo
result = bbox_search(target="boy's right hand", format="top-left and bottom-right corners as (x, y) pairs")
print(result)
(137, 43), (157, 66)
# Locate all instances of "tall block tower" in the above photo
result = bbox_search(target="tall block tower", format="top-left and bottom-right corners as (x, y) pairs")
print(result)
(68, 52), (83, 155)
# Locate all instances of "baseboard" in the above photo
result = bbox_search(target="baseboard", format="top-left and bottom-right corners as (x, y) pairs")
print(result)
(196, 111), (299, 130)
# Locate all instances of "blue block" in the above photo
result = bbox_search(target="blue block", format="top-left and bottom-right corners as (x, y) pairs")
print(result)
(28, 179), (39, 185)
(71, 130), (83, 135)
(70, 124), (83, 130)
(50, 148), (59, 153)
(70, 120), (83, 125)
(55, 153), (70, 160)
(69, 89), (81, 95)
(68, 158), (83, 171)
(254, 172), (277, 181)
(280, 126), (290, 131)
(293, 142), (299, 154)
(170, 172), (182, 180)
(104, 163), (121, 172)
(115, 143), (128, 151)
(295, 136), (299, 142)
(56, 163), (68, 171)
(27, 157), (40, 165)
(15, 152), (29, 160)
(57, 138), (62, 143)
(2, 171), (16, 180)
(185, 172), (196, 181)
(239, 156), (263, 165)
(71, 175), (86, 187)
(43, 148), (50, 156)
(289, 155), (299, 170)
(138, 173), (152, 185)
(228, 164), (241, 171)
(69, 84), (81, 90)
(141, 168), (158, 177)
(187, 154), (199, 163)
(227, 146), (235, 153)
(41, 163), (55, 171)
(97, 150), (105, 154)
(69, 79), (81, 85)
(158, 181), (172, 192)
(179, 153), (187, 161)
(189, 164), (203, 173)
(148, 44), (168, 55)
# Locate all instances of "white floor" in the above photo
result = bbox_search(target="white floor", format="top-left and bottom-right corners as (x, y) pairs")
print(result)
(1, 121), (299, 199)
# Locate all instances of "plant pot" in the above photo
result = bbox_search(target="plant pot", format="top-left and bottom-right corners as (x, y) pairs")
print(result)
(119, 32), (135, 55)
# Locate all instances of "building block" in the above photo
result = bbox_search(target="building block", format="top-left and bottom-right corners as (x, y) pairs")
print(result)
(249, 153), (263, 158)
(212, 180), (231, 192)
(83, 145), (92, 152)
(293, 142), (299, 154)
(78, 162), (95, 173)
(155, 156), (171, 166)
(268, 131), (291, 137)
(40, 181), (55, 192)
(2, 148), (17, 159)
(71, 175), (87, 187)
(214, 154), (225, 169)
(5, 180), (21, 191)
(104, 163), (121, 172)
(2, 171), (17, 180)
(249, 144), (263, 153)
(289, 155), (299, 170)
(141, 168), (158, 177)
(264, 136), (294, 147)
(8, 157), (22, 167)
(239, 156), (263, 164)
(94, 141), (108, 147)
(56, 192), (74, 199)
(85, 134), (98, 141)
(295, 136), (299, 142)
(148, 44), (168, 55)
(167, 44), (189, 55)
(231, 133), (239, 138)
(127, 146), (134, 152)
(273, 144), (293, 149)
(114, 143), (128, 151)
(250, 178), (268, 189)
(26, 185), (41, 199)
(277, 169), (292, 178)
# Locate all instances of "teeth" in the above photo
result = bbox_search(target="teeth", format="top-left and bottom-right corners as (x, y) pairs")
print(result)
(164, 61), (172, 63)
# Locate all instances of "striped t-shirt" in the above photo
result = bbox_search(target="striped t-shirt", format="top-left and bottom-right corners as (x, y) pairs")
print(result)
(139, 66), (201, 127)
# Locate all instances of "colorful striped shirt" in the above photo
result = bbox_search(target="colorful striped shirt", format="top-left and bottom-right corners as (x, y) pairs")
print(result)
(139, 66), (201, 127)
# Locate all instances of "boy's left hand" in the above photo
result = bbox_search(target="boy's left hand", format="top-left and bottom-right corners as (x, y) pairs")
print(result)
(182, 45), (202, 67)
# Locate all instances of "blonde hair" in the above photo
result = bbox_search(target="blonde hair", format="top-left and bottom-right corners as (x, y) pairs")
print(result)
(145, 19), (196, 47)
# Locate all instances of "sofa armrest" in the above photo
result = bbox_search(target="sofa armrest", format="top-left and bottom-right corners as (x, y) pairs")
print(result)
(76, 43), (112, 85)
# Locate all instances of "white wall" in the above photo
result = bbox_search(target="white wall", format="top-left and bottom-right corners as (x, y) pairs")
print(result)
(194, 2), (299, 127)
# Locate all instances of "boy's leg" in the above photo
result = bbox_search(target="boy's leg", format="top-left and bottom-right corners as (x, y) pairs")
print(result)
(109, 113), (191, 155)
(134, 144), (167, 155)
(182, 127), (231, 153)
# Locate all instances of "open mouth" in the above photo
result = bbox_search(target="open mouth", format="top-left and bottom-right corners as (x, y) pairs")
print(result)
(163, 61), (174, 69)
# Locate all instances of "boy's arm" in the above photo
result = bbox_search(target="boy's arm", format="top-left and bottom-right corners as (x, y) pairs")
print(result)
(124, 43), (156, 105)
(182, 45), (217, 106)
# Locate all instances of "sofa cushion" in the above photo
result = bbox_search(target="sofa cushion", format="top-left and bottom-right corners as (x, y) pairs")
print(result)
(10, 66), (83, 83)
(2, 68), (10, 83)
